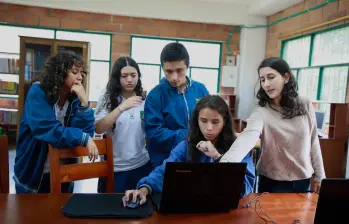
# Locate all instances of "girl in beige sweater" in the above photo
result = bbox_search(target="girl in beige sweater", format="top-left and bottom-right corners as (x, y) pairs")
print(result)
(220, 57), (325, 193)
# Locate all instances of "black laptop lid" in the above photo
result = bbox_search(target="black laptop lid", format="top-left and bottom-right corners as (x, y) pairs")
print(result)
(314, 178), (349, 224)
(158, 162), (247, 213)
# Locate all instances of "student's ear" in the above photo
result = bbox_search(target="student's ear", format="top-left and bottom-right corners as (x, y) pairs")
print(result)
(283, 72), (290, 84)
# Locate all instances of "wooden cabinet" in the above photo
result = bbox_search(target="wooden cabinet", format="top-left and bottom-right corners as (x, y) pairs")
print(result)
(328, 103), (348, 140)
(317, 103), (348, 178)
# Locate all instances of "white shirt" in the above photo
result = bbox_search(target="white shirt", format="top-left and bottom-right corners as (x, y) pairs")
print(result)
(94, 94), (150, 172)
(43, 100), (69, 174)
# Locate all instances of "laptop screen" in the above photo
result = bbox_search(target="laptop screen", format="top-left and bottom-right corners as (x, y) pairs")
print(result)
(314, 178), (349, 224)
(315, 111), (325, 131)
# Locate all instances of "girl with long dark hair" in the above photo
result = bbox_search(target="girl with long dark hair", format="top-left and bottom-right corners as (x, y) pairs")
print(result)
(122, 95), (255, 205)
(95, 57), (151, 193)
(220, 57), (325, 193)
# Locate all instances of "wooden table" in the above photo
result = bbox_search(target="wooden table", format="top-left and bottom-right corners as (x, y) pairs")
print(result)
(0, 193), (318, 223)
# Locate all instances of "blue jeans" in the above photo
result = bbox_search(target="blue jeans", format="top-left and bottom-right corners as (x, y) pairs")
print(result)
(98, 161), (153, 193)
(15, 173), (74, 193)
(258, 175), (311, 193)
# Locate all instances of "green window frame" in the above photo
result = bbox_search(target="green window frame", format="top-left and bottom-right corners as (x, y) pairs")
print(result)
(130, 36), (222, 93)
(281, 24), (349, 102)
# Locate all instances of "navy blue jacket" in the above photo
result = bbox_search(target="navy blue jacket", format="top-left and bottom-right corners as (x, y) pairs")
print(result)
(137, 140), (255, 198)
(144, 77), (209, 167)
(14, 83), (95, 193)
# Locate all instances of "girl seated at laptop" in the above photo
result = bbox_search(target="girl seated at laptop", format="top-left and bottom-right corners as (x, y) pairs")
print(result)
(122, 95), (255, 206)
(14, 52), (98, 193)
(94, 57), (152, 193)
(219, 57), (326, 193)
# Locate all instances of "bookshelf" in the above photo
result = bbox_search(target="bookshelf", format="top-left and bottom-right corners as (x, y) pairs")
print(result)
(328, 103), (348, 140)
(309, 102), (348, 178)
(219, 94), (240, 132)
(228, 95), (237, 117)
(0, 53), (19, 139)
(0, 36), (91, 140)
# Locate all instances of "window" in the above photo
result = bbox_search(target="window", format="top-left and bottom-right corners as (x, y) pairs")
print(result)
(89, 62), (110, 102)
(190, 68), (218, 94)
(283, 36), (311, 68)
(312, 26), (349, 66)
(297, 68), (319, 101)
(131, 36), (221, 93)
(320, 66), (348, 103)
(56, 31), (111, 61)
(282, 25), (349, 125)
(0, 26), (54, 54)
(139, 64), (161, 92)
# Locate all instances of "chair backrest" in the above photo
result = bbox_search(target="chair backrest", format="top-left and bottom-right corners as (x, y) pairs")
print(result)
(49, 134), (114, 194)
(0, 135), (9, 194)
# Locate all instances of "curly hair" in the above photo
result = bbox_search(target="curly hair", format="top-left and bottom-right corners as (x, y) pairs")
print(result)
(35, 51), (87, 101)
(102, 57), (143, 131)
(256, 57), (306, 119)
(188, 95), (236, 162)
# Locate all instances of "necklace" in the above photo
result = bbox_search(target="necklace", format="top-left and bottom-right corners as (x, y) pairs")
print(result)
(127, 108), (135, 119)
(123, 92), (136, 119)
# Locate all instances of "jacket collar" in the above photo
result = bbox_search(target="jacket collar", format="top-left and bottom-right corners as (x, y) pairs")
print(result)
(32, 82), (78, 105)
(162, 76), (192, 93)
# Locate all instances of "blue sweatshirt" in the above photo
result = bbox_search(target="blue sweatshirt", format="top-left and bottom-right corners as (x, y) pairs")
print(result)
(137, 140), (255, 198)
(13, 83), (95, 193)
(144, 77), (209, 167)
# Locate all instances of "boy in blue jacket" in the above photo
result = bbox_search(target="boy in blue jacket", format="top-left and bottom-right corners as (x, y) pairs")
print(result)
(144, 42), (209, 167)
(123, 95), (255, 206)
(14, 52), (99, 193)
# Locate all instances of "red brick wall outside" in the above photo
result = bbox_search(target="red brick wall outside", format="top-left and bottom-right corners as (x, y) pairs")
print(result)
(0, 3), (240, 94)
(266, 0), (349, 104)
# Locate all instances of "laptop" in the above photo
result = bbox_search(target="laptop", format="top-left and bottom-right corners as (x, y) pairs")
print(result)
(315, 111), (327, 137)
(151, 162), (247, 214)
(313, 178), (349, 224)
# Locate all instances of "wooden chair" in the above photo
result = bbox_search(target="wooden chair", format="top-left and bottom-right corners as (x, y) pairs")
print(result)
(49, 134), (114, 194)
(0, 135), (9, 194)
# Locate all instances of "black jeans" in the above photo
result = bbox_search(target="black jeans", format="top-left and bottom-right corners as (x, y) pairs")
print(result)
(258, 175), (311, 193)
(98, 161), (153, 193)
(16, 173), (74, 193)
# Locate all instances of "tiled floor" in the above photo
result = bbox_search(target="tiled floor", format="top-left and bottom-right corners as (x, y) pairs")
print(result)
(8, 148), (99, 194)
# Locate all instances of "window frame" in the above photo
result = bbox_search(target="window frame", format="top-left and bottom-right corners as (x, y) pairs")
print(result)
(281, 23), (349, 102)
(0, 23), (113, 102)
(130, 35), (222, 93)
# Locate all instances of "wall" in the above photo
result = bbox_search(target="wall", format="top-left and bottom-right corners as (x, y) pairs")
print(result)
(0, 2), (241, 94)
(236, 28), (267, 119)
(265, 0), (349, 103)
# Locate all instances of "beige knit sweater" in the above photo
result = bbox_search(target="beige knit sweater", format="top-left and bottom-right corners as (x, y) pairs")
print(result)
(221, 97), (326, 182)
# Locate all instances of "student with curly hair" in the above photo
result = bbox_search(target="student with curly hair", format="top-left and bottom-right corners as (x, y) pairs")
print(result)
(220, 57), (325, 193)
(95, 57), (151, 193)
(14, 52), (99, 194)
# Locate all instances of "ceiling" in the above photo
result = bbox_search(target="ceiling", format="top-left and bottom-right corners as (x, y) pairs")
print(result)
(0, 0), (303, 25)
(195, 0), (258, 5)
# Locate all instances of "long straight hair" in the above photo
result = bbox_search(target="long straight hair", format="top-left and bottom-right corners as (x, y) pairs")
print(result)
(187, 95), (236, 162)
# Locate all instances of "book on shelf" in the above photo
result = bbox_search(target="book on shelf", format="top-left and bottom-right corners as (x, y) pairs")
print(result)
(0, 81), (18, 95)
(0, 58), (19, 74)
(0, 109), (17, 126)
